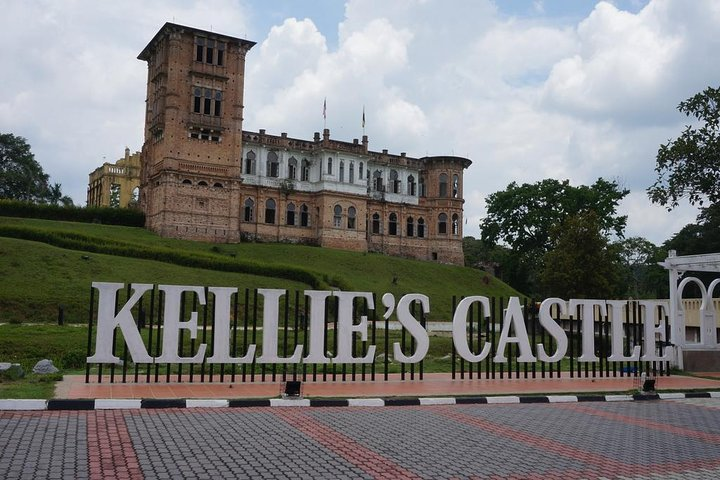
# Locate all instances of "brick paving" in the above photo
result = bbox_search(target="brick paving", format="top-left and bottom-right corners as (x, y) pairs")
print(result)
(1, 399), (720, 479)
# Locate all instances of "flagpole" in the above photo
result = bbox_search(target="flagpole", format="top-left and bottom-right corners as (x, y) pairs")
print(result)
(323, 97), (327, 130)
(362, 105), (365, 136)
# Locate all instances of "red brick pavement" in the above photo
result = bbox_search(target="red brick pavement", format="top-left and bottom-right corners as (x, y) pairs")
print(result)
(274, 408), (422, 480)
(87, 410), (142, 480)
(436, 405), (720, 480)
(564, 403), (720, 443)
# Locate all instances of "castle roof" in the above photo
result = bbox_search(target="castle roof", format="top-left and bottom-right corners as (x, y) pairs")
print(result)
(138, 22), (256, 61)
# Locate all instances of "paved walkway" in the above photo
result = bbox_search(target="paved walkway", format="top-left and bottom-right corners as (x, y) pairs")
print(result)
(56, 372), (720, 400)
(2, 398), (720, 479)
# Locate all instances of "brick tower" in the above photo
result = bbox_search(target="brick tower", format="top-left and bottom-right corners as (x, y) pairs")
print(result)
(137, 23), (255, 241)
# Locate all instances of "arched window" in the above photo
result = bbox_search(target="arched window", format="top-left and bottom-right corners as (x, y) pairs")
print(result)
(359, 162), (364, 180)
(373, 170), (383, 191)
(417, 217), (425, 238)
(453, 174), (459, 198)
(347, 206), (356, 229)
(390, 170), (399, 194)
(182, 179), (192, 185)
(245, 151), (256, 175)
(419, 176), (426, 197)
(288, 157), (297, 180)
(243, 198), (255, 222)
(339, 161), (345, 183)
(265, 198), (276, 224)
(333, 205), (342, 228)
(301, 159), (310, 181)
(406, 217), (414, 237)
(372, 213), (381, 234)
(452, 213), (459, 235)
(267, 151), (279, 178)
(327, 157), (333, 175)
(389, 213), (398, 235)
(438, 213), (448, 234)
(439, 173), (448, 197)
(407, 175), (416, 196)
(213, 182), (223, 188)
(286, 203), (296, 226)
(349, 162), (355, 183)
(300, 204), (310, 227)
(198, 180), (208, 186)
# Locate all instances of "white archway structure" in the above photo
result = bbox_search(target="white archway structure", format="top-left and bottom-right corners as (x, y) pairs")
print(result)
(659, 250), (720, 369)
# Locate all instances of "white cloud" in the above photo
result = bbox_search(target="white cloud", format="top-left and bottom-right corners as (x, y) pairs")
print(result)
(541, 0), (720, 124)
(245, 15), (417, 143)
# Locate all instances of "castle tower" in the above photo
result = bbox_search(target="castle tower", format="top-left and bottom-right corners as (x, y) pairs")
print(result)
(137, 23), (255, 241)
(420, 156), (471, 265)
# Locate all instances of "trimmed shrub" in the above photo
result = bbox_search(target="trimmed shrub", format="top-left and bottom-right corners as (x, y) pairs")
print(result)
(0, 200), (145, 227)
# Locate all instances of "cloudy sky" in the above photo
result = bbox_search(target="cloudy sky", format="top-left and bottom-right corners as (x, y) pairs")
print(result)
(2, 0), (718, 245)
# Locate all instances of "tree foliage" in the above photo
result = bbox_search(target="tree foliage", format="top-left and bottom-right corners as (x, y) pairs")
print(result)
(664, 202), (720, 255)
(540, 211), (625, 299)
(615, 236), (666, 298)
(0, 133), (49, 202)
(479, 178), (629, 295)
(648, 86), (720, 208)
(0, 133), (71, 205)
(481, 178), (629, 252)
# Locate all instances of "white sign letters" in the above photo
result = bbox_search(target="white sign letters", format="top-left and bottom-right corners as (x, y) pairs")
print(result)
(88, 283), (670, 365)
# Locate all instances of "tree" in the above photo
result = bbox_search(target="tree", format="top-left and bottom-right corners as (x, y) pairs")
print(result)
(540, 211), (625, 299)
(480, 178), (629, 295)
(46, 183), (74, 207)
(648, 86), (720, 208)
(615, 236), (665, 298)
(664, 202), (720, 255)
(0, 133), (50, 202)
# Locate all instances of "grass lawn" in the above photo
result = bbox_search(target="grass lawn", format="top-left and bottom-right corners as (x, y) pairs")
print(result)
(0, 216), (522, 323)
(0, 375), (61, 399)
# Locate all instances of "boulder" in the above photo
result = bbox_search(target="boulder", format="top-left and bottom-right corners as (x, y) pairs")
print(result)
(0, 362), (25, 380)
(32, 359), (59, 374)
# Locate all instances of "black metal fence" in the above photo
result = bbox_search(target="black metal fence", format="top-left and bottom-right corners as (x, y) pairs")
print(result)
(449, 296), (672, 381)
(84, 286), (671, 383)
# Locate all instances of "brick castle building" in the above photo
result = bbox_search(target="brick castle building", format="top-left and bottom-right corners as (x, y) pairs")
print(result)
(128, 22), (471, 265)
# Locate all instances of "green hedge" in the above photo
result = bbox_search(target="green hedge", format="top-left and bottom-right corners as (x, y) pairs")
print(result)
(0, 225), (323, 288)
(0, 200), (145, 227)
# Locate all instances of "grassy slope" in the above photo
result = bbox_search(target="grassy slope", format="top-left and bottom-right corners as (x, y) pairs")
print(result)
(0, 216), (522, 323)
(0, 237), (309, 324)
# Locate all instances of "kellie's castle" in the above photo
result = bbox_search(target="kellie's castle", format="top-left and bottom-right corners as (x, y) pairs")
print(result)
(89, 23), (471, 265)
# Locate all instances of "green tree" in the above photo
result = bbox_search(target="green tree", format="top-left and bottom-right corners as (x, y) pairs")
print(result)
(652, 203), (720, 298)
(540, 211), (625, 299)
(0, 133), (49, 202)
(664, 202), (720, 255)
(615, 236), (665, 298)
(480, 178), (629, 295)
(648, 86), (720, 208)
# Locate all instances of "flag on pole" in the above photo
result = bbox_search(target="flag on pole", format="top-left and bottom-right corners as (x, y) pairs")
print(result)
(362, 105), (365, 129)
(323, 98), (326, 119)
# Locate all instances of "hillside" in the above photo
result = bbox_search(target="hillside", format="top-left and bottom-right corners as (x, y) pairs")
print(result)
(0, 216), (522, 324)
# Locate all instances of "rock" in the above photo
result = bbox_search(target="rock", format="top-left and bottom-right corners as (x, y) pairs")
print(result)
(0, 362), (25, 380)
(32, 359), (59, 374)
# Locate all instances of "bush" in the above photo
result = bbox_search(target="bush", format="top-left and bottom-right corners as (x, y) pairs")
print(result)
(60, 350), (87, 370)
(0, 199), (145, 226)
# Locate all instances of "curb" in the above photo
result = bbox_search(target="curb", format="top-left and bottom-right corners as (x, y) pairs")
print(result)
(1, 391), (718, 411)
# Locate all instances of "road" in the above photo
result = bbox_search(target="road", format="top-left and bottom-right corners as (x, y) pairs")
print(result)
(2, 398), (720, 479)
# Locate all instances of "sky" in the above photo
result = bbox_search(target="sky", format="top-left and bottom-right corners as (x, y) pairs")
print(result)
(1, 0), (718, 246)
